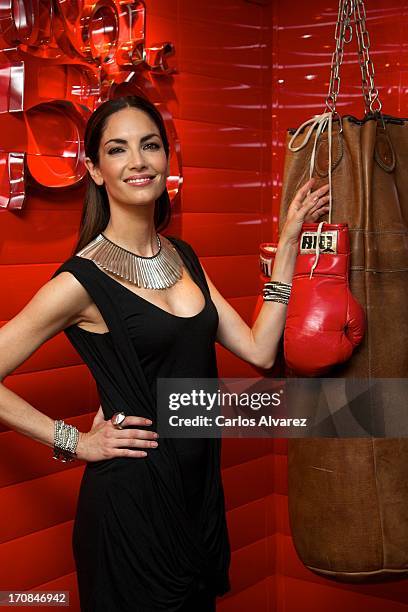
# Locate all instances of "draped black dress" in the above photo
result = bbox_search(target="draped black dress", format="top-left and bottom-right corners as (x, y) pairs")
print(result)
(51, 235), (231, 612)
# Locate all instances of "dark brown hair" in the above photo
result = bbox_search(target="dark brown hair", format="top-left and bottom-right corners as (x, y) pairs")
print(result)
(72, 95), (171, 255)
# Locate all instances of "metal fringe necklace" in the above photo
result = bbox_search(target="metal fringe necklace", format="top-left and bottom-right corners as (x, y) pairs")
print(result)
(76, 232), (183, 290)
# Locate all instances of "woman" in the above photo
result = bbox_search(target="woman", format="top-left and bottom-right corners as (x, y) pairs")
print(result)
(0, 95), (329, 611)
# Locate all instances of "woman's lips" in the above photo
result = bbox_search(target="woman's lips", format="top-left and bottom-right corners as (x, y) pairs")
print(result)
(124, 176), (155, 187)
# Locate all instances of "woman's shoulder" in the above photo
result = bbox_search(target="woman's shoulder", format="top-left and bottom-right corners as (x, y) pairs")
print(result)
(50, 254), (94, 281)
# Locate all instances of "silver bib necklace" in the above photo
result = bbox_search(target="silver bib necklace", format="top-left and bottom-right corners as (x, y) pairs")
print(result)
(76, 232), (183, 290)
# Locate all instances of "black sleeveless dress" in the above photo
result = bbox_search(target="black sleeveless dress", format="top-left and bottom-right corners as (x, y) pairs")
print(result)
(51, 236), (231, 612)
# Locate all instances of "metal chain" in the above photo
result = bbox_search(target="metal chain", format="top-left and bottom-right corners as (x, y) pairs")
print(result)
(353, 0), (382, 113)
(325, 0), (382, 115)
(325, 0), (353, 114)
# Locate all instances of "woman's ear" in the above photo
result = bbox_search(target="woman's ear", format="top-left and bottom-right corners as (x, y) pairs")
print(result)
(85, 156), (104, 186)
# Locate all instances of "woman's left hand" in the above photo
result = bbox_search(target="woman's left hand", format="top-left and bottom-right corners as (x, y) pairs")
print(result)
(280, 178), (330, 246)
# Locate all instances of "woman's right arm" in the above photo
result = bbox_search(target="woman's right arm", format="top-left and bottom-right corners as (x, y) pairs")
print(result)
(0, 272), (158, 461)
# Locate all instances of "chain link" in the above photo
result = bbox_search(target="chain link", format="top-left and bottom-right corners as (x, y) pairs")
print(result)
(353, 0), (382, 112)
(325, 0), (353, 113)
(325, 0), (382, 115)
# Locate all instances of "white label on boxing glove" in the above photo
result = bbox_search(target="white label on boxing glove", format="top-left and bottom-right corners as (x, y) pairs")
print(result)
(260, 254), (272, 277)
(260, 245), (277, 277)
(300, 231), (338, 254)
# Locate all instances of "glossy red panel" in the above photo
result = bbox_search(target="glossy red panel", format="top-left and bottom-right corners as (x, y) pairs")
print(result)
(182, 212), (263, 256)
(37, 573), (81, 611)
(181, 168), (267, 213)
(178, 0), (264, 27)
(267, 492), (289, 536)
(0, 213), (80, 264)
(218, 578), (270, 612)
(1, 367), (97, 431)
(228, 537), (274, 594)
(201, 255), (259, 297)
(272, 437), (288, 455)
(0, 521), (75, 589)
(0, 468), (81, 543)
(222, 438), (274, 470)
(178, 72), (271, 130)
(178, 18), (265, 86)
(227, 497), (268, 551)
(271, 452), (288, 496)
(223, 455), (273, 512)
(144, 13), (179, 49)
(175, 118), (269, 171)
(265, 493), (279, 536)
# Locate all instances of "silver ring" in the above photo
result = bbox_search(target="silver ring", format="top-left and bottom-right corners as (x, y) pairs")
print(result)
(111, 411), (126, 429)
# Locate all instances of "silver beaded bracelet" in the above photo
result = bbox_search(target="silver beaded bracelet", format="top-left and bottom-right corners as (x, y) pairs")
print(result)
(53, 419), (79, 462)
(262, 280), (292, 305)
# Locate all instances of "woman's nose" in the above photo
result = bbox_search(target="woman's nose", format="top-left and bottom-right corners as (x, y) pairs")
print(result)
(127, 148), (147, 168)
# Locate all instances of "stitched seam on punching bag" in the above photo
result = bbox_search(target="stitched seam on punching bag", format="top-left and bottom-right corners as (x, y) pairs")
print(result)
(371, 438), (385, 570)
(350, 267), (408, 272)
(348, 229), (408, 234)
(305, 565), (408, 575)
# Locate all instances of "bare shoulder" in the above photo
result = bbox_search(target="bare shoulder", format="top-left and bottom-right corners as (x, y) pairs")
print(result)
(44, 268), (93, 319)
(12, 269), (93, 336)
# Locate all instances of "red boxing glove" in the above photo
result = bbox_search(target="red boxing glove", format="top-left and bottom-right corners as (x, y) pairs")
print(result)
(252, 242), (278, 324)
(284, 223), (366, 376)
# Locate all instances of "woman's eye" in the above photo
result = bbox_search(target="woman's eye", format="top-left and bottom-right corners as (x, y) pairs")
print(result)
(108, 143), (160, 154)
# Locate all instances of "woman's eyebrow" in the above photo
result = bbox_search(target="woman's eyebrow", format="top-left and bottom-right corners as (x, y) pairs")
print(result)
(104, 132), (160, 147)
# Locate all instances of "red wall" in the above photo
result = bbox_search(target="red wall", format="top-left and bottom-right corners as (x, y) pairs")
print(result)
(0, 0), (407, 610)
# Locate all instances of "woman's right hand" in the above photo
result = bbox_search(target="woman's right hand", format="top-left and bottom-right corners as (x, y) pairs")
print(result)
(76, 405), (159, 462)
(280, 178), (330, 247)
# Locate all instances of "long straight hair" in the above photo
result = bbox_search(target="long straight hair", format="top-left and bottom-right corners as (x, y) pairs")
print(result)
(72, 95), (172, 255)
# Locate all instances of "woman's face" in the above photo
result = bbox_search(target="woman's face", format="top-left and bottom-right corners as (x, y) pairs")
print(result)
(86, 106), (169, 209)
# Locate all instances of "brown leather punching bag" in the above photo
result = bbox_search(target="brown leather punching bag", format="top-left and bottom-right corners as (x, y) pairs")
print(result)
(279, 0), (408, 582)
